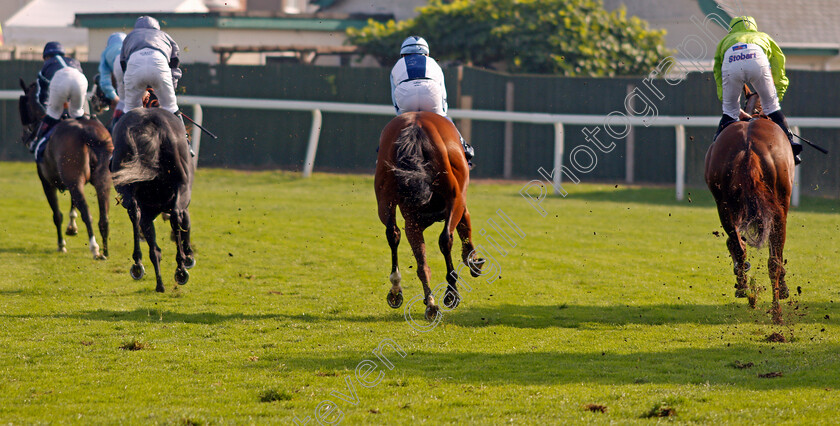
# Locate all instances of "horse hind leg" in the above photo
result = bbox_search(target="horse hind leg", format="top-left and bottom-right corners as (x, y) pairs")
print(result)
(39, 173), (66, 253)
(139, 210), (165, 292)
(405, 219), (438, 321)
(768, 215), (788, 324)
(179, 209), (195, 270)
(385, 215), (403, 309)
(67, 183), (103, 259)
(456, 208), (485, 277)
(170, 209), (189, 286)
(125, 197), (146, 281)
(720, 207), (750, 299)
(66, 204), (78, 236)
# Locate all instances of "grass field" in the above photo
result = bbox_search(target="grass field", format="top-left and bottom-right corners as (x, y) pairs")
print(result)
(0, 161), (839, 424)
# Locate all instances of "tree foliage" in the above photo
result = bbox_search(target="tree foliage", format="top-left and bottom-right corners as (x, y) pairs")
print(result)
(347, 0), (671, 76)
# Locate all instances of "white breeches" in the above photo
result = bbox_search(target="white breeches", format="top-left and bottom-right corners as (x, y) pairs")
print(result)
(394, 79), (446, 116)
(721, 43), (781, 118)
(46, 68), (88, 119)
(123, 48), (178, 113)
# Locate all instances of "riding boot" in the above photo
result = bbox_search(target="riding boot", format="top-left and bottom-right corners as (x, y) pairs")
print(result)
(713, 114), (737, 141)
(767, 110), (802, 165)
(444, 116), (474, 165)
(28, 115), (60, 153)
(174, 110), (195, 157)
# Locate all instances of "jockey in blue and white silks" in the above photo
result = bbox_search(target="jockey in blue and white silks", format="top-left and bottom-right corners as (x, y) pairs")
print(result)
(121, 16), (182, 114)
(28, 41), (88, 152)
(98, 32), (126, 120)
(390, 36), (474, 161)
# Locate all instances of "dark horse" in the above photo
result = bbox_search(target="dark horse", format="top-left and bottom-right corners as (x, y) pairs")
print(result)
(111, 108), (195, 292)
(705, 85), (794, 323)
(18, 79), (112, 258)
(375, 112), (485, 320)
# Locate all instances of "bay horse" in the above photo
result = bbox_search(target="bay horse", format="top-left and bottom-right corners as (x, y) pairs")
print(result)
(18, 79), (112, 258)
(704, 85), (794, 323)
(374, 112), (485, 320)
(111, 108), (195, 292)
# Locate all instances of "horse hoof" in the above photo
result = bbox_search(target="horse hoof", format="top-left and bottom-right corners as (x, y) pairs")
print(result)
(130, 264), (145, 280)
(95, 254), (107, 261)
(175, 268), (189, 285)
(443, 290), (460, 309)
(58, 246), (67, 253)
(156, 284), (165, 293)
(469, 258), (486, 278)
(184, 256), (196, 270)
(65, 227), (77, 236)
(386, 291), (403, 309)
(734, 287), (748, 298)
(424, 305), (439, 322)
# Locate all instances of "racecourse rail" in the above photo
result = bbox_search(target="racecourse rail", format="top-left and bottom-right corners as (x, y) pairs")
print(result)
(4, 91), (839, 206)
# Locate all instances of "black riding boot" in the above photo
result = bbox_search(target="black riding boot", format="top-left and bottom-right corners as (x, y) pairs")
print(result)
(767, 110), (801, 165)
(713, 114), (737, 141)
(28, 115), (60, 153)
(175, 110), (195, 157)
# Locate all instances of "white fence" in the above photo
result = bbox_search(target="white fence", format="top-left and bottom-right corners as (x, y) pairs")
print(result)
(5, 90), (840, 206)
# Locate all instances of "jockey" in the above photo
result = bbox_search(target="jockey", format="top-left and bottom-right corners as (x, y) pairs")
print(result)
(390, 36), (474, 162)
(28, 41), (88, 153)
(120, 16), (182, 115)
(98, 32), (126, 122)
(713, 16), (802, 164)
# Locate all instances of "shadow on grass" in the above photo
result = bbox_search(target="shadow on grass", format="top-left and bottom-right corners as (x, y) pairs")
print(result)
(276, 342), (840, 388)
(0, 308), (405, 325)
(4, 299), (833, 327)
(0, 246), (60, 255)
(538, 185), (838, 214)
(445, 301), (837, 328)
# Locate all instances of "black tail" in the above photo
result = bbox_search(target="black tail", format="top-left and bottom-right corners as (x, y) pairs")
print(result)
(112, 112), (169, 186)
(391, 124), (434, 207)
(734, 147), (775, 248)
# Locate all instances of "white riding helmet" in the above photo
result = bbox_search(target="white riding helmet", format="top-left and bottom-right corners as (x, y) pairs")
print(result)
(400, 36), (430, 56)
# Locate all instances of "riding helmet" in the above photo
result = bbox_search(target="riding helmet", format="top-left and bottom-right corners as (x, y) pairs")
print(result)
(400, 36), (429, 56)
(42, 41), (65, 59)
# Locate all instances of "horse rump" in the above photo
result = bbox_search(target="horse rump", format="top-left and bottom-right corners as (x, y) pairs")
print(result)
(111, 109), (185, 187)
(391, 124), (434, 206)
(734, 149), (777, 248)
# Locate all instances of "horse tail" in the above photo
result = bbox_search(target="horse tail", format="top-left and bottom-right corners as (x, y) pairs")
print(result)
(734, 146), (776, 248)
(391, 123), (434, 207)
(111, 113), (165, 186)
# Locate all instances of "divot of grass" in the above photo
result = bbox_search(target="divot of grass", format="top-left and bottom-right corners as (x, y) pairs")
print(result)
(119, 340), (147, 351)
(584, 404), (607, 413)
(731, 360), (754, 369)
(643, 402), (676, 418)
(259, 389), (293, 403)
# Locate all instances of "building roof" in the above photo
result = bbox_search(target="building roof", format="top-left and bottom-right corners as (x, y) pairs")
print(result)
(74, 11), (389, 32)
(713, 0), (840, 50)
(5, 0), (208, 27)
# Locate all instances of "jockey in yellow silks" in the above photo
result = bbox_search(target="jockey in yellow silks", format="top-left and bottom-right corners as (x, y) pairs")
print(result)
(713, 16), (802, 164)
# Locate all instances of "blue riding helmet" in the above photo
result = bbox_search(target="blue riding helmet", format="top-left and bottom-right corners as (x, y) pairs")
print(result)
(400, 36), (429, 56)
(42, 41), (65, 59)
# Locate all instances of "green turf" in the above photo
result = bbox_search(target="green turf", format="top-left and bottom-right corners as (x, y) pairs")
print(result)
(0, 161), (838, 424)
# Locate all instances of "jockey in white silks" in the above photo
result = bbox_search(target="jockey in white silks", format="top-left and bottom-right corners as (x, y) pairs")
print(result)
(390, 36), (474, 162)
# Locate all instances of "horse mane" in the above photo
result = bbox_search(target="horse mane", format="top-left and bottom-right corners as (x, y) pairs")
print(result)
(112, 110), (181, 186)
(733, 129), (778, 248)
(391, 124), (434, 207)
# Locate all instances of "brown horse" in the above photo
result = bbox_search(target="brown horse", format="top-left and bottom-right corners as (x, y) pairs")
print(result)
(18, 79), (113, 258)
(704, 85), (794, 323)
(375, 112), (485, 320)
